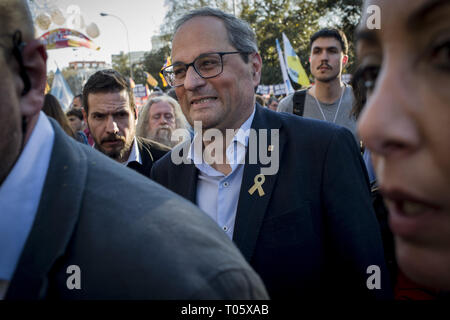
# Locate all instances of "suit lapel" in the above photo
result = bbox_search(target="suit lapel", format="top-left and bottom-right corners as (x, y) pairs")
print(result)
(135, 137), (153, 175)
(6, 119), (87, 299)
(233, 106), (285, 262)
(167, 141), (198, 204)
(172, 162), (198, 204)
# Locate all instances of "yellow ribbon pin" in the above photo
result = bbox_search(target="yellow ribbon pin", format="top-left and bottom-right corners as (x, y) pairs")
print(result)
(248, 173), (265, 197)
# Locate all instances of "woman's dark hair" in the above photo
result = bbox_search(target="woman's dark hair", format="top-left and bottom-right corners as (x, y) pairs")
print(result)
(42, 94), (76, 139)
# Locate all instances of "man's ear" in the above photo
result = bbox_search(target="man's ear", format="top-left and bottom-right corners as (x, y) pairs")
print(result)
(19, 39), (47, 117)
(82, 108), (88, 123)
(342, 55), (348, 66)
(250, 52), (263, 88)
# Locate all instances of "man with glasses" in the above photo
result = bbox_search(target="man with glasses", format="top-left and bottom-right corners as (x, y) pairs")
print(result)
(0, 0), (268, 299)
(152, 7), (392, 299)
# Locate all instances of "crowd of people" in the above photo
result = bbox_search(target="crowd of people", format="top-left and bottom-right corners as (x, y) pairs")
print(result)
(0, 0), (449, 301)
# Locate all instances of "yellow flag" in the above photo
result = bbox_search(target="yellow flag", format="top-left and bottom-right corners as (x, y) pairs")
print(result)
(282, 33), (310, 87)
(145, 72), (158, 87)
(44, 81), (50, 94)
(159, 56), (172, 87)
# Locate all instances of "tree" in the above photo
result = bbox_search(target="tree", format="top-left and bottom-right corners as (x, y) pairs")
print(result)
(112, 52), (148, 85)
(239, 0), (322, 88)
(157, 0), (363, 87)
(112, 52), (130, 79)
(160, 0), (233, 38)
(141, 46), (171, 88)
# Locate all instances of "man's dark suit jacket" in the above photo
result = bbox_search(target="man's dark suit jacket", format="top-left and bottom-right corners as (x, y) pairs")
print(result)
(126, 137), (171, 177)
(151, 105), (393, 300)
(5, 118), (268, 299)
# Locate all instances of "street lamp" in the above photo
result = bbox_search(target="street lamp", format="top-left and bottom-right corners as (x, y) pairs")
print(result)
(100, 12), (133, 80)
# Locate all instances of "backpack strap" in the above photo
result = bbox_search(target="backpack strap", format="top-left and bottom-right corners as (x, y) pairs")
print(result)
(292, 89), (308, 116)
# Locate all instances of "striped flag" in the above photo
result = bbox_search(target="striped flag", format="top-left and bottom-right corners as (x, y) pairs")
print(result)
(275, 39), (295, 95)
(50, 68), (73, 111)
(282, 33), (310, 87)
(144, 72), (158, 87)
(159, 56), (171, 87)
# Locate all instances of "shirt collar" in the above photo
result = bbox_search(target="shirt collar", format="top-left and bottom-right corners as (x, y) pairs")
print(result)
(123, 137), (141, 166)
(187, 106), (256, 171)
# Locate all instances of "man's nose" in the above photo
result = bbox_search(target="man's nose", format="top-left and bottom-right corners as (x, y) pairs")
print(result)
(319, 51), (329, 61)
(357, 62), (420, 159)
(183, 65), (206, 91)
(105, 116), (119, 134)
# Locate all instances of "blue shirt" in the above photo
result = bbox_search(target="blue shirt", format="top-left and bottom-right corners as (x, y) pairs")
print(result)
(0, 112), (55, 280)
(188, 108), (256, 239)
(363, 148), (376, 184)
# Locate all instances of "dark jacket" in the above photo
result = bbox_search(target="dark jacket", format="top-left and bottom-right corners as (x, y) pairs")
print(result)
(5, 118), (269, 299)
(126, 137), (171, 178)
(151, 105), (393, 300)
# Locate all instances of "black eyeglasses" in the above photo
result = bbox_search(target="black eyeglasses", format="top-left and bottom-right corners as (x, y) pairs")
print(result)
(161, 51), (252, 88)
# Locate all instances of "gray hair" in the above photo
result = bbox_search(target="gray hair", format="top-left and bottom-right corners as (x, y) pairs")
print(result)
(136, 95), (188, 138)
(173, 7), (258, 62)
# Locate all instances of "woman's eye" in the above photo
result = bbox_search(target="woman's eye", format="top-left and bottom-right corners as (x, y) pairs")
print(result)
(359, 65), (380, 93)
(431, 40), (450, 70)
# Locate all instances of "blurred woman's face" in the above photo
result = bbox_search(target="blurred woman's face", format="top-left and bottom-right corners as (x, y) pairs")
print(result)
(357, 0), (450, 289)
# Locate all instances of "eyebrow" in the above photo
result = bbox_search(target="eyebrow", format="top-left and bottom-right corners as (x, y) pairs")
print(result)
(312, 46), (339, 50)
(91, 109), (129, 116)
(407, 0), (450, 30)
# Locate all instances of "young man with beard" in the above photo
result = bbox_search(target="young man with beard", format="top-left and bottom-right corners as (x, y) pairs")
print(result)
(136, 95), (189, 147)
(82, 70), (170, 177)
(278, 28), (358, 144)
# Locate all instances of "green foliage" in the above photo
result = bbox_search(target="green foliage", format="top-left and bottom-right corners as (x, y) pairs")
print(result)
(161, 0), (233, 37)
(141, 45), (172, 88)
(239, 0), (322, 88)
(112, 52), (130, 79)
(159, 0), (363, 87)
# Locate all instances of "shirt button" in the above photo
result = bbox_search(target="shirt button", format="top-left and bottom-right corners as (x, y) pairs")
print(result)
(223, 182), (229, 187)
(223, 226), (228, 231)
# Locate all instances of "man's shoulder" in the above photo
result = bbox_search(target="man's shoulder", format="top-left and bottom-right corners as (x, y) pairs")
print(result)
(137, 136), (171, 153)
(277, 93), (294, 112)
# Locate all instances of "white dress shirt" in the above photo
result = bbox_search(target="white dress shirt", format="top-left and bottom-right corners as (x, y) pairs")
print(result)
(187, 107), (256, 239)
(123, 137), (142, 166)
(0, 112), (54, 294)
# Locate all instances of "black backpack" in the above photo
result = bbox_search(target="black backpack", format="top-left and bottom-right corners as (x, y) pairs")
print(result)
(292, 89), (308, 117)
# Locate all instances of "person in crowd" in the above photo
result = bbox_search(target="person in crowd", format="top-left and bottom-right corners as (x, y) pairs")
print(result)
(42, 94), (77, 140)
(356, 0), (450, 296)
(136, 95), (189, 147)
(277, 28), (358, 144)
(66, 108), (89, 144)
(66, 108), (84, 132)
(82, 69), (171, 177)
(267, 96), (278, 111)
(255, 94), (265, 107)
(152, 7), (392, 300)
(0, 0), (268, 300)
(70, 94), (83, 110)
(68, 93), (94, 145)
